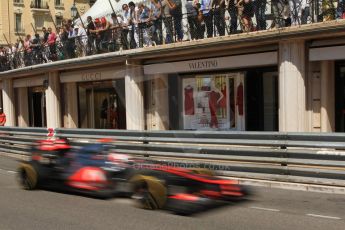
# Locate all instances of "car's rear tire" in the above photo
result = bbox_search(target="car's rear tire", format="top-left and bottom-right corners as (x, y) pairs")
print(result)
(130, 175), (167, 210)
(18, 163), (38, 190)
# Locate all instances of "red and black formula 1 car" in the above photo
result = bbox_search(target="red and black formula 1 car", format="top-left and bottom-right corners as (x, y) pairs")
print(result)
(18, 139), (249, 215)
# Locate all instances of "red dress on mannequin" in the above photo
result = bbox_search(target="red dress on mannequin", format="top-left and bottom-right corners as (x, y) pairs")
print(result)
(184, 86), (195, 115)
(209, 91), (220, 128)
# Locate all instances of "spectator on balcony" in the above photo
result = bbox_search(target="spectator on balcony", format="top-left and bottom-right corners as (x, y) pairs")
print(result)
(237, 0), (254, 32)
(65, 24), (76, 58)
(166, 0), (184, 41)
(337, 0), (345, 19)
(122, 4), (131, 49)
(86, 16), (96, 55)
(99, 17), (112, 52)
(282, 0), (292, 27)
(47, 27), (57, 60)
(150, 0), (163, 45)
(30, 33), (43, 64)
(23, 34), (33, 66)
(42, 27), (49, 43)
(271, 0), (284, 28)
(213, 0), (226, 36)
(186, 0), (198, 40)
(200, 0), (213, 38)
(138, 3), (153, 47)
(322, 0), (337, 21)
(225, 0), (238, 34)
(110, 12), (124, 51)
(301, 0), (310, 24)
(194, 1), (206, 39)
(76, 25), (88, 57)
(128, 1), (140, 48)
(254, 0), (267, 30)
(161, 0), (174, 43)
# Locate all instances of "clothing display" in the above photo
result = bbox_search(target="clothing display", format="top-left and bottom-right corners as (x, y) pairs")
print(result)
(209, 90), (220, 128)
(219, 87), (227, 108)
(184, 86), (195, 115)
(236, 83), (244, 115)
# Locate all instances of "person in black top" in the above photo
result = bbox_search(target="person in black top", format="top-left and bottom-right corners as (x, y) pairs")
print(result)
(42, 27), (49, 43)
(86, 16), (96, 55)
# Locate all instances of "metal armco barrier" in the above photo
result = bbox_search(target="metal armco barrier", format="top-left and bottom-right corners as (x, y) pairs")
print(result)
(0, 127), (344, 187)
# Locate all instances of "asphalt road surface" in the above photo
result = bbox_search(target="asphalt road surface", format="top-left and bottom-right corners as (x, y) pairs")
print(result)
(0, 156), (344, 230)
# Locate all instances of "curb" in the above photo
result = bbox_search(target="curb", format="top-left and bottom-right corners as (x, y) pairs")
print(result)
(223, 176), (345, 195)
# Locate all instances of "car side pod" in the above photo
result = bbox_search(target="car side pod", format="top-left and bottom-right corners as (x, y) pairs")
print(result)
(18, 162), (39, 190)
(130, 175), (167, 210)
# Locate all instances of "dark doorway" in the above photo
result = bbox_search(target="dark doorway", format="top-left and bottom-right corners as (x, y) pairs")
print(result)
(335, 64), (345, 132)
(245, 71), (264, 131)
(29, 87), (46, 127)
(245, 70), (278, 131)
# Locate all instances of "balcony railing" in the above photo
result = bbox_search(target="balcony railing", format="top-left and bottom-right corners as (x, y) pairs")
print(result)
(30, 0), (49, 9)
(1, 0), (345, 72)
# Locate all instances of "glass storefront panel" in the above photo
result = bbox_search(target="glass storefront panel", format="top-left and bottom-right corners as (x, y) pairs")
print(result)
(335, 65), (345, 132)
(180, 69), (277, 131)
(78, 80), (126, 129)
(182, 74), (238, 131)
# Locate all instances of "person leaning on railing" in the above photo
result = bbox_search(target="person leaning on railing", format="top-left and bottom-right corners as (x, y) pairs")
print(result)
(47, 27), (57, 61)
(150, 0), (163, 46)
(110, 12), (125, 51)
(138, 2), (153, 47)
(186, 0), (199, 40)
(213, 0), (226, 36)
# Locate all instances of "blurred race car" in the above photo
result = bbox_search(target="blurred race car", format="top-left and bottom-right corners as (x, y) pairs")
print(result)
(18, 139), (249, 215)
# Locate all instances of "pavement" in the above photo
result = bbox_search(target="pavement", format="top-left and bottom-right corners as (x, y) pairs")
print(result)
(0, 155), (344, 230)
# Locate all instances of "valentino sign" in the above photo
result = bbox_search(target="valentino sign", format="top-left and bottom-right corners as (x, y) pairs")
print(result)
(188, 60), (218, 70)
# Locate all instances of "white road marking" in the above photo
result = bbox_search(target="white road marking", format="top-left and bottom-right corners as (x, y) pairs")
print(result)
(0, 168), (17, 174)
(250, 206), (280, 212)
(306, 214), (342, 220)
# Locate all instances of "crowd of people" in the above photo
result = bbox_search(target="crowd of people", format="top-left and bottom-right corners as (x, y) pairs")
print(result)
(1, 0), (345, 72)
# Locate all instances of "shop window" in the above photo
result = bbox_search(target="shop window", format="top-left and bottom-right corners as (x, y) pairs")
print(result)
(78, 80), (126, 129)
(182, 74), (236, 130)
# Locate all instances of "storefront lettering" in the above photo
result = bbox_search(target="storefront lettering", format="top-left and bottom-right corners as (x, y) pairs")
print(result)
(81, 72), (102, 81)
(188, 60), (218, 70)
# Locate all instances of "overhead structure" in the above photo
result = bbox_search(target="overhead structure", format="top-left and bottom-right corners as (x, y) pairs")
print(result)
(76, 0), (145, 25)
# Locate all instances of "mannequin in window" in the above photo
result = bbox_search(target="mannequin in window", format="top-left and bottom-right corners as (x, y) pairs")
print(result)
(219, 80), (227, 118)
(100, 98), (108, 128)
(236, 82), (244, 116)
(208, 80), (224, 128)
(184, 84), (195, 115)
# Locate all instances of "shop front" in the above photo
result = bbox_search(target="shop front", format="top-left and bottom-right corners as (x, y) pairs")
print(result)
(145, 52), (278, 131)
(13, 75), (48, 127)
(77, 80), (126, 129)
(60, 66), (127, 129)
